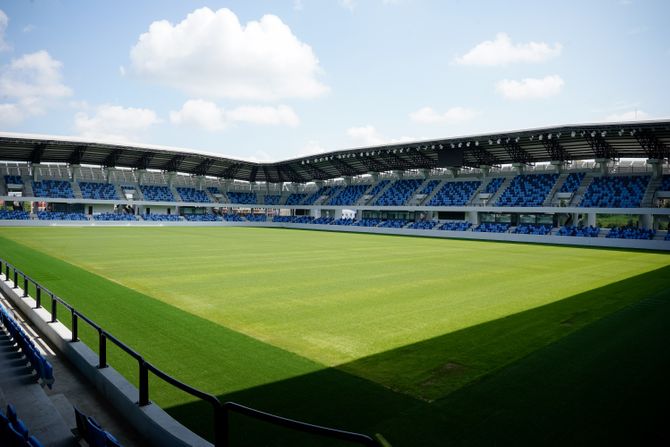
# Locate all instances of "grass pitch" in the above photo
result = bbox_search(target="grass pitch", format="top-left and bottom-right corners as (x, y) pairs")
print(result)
(0, 227), (668, 445)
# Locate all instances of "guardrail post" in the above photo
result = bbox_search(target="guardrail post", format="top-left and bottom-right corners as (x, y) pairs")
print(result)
(5, 264), (9, 280)
(23, 276), (28, 297)
(13, 269), (18, 288)
(71, 313), (78, 342)
(51, 294), (57, 323)
(139, 361), (149, 406)
(35, 286), (41, 308)
(216, 405), (227, 447)
(0, 260), (3, 276)
(98, 331), (107, 368)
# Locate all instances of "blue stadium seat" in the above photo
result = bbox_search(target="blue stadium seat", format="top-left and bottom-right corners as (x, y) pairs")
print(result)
(428, 181), (481, 206)
(473, 223), (510, 233)
(579, 176), (650, 208)
(227, 192), (258, 205)
(176, 187), (211, 203)
(495, 174), (558, 207)
(37, 212), (87, 221)
(439, 221), (472, 231)
(4, 175), (23, 185)
(484, 178), (504, 194)
(606, 226), (655, 240)
(139, 185), (174, 202)
(0, 210), (30, 220)
(78, 182), (119, 200)
(264, 195), (281, 205)
(93, 213), (136, 221)
(557, 225), (600, 237)
(514, 224), (552, 235)
(407, 220), (437, 230)
(141, 214), (180, 222)
(246, 214), (267, 222)
(330, 218), (356, 226)
(32, 180), (75, 199)
(183, 214), (222, 222)
(559, 172), (586, 193)
(375, 180), (422, 206)
(328, 185), (369, 206)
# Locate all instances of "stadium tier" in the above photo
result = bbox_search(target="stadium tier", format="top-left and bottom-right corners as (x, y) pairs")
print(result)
(560, 172), (586, 193)
(264, 194), (281, 205)
(514, 224), (552, 235)
(484, 177), (505, 194)
(579, 175), (650, 208)
(375, 179), (422, 206)
(473, 223), (510, 233)
(227, 191), (257, 204)
(4, 175), (23, 185)
(428, 180), (481, 206)
(139, 185), (174, 202)
(32, 180), (75, 199)
(79, 182), (119, 200)
(176, 187), (211, 203)
(557, 225), (601, 237)
(495, 174), (559, 207)
(328, 184), (369, 206)
(439, 221), (472, 231)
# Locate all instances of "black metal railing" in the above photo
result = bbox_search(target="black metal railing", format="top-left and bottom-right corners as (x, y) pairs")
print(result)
(0, 258), (384, 447)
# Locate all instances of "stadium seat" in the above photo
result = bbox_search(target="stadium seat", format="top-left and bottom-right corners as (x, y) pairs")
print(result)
(579, 175), (650, 208)
(375, 179), (422, 206)
(227, 192), (258, 205)
(78, 182), (119, 200)
(495, 174), (559, 207)
(285, 193), (307, 205)
(32, 180), (75, 199)
(328, 184), (370, 206)
(473, 223), (510, 233)
(139, 185), (175, 202)
(439, 221), (472, 231)
(0, 210), (30, 220)
(484, 178), (504, 194)
(428, 181), (481, 206)
(176, 187), (211, 203)
(559, 172), (586, 193)
(407, 220), (437, 230)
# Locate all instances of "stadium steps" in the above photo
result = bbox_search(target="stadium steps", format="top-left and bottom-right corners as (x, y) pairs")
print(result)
(114, 184), (125, 200)
(71, 181), (83, 199)
(0, 319), (75, 446)
(543, 172), (569, 206)
(467, 179), (490, 205)
(204, 188), (217, 203)
(407, 178), (435, 206)
(23, 181), (35, 197)
(487, 177), (512, 205)
(641, 176), (662, 207)
(364, 180), (394, 205)
(570, 173), (595, 206)
(421, 179), (446, 205)
(279, 192), (290, 205)
(354, 183), (377, 206)
(169, 185), (182, 202)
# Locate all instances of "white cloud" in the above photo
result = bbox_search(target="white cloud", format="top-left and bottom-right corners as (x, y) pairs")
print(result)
(74, 105), (160, 143)
(129, 7), (328, 100)
(22, 24), (35, 33)
(170, 99), (300, 131)
(410, 106), (477, 124)
(0, 10), (10, 52)
(298, 140), (329, 157)
(339, 0), (356, 10)
(0, 50), (72, 126)
(293, 0), (304, 11)
(496, 75), (564, 100)
(455, 33), (562, 66)
(604, 110), (650, 121)
(347, 125), (386, 146)
(346, 125), (416, 146)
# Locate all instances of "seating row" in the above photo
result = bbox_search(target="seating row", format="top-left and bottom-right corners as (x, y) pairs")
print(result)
(557, 225), (600, 237)
(74, 407), (122, 447)
(606, 226), (655, 240)
(0, 304), (54, 389)
(79, 182), (119, 200)
(0, 404), (44, 447)
(375, 180), (422, 206)
(176, 187), (210, 203)
(579, 176), (649, 208)
(496, 174), (558, 207)
(428, 181), (480, 206)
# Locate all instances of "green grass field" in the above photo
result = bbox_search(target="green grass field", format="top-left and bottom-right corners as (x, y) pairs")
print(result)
(0, 227), (668, 445)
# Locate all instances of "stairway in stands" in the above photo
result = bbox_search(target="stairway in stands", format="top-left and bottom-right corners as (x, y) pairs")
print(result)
(543, 172), (569, 206)
(641, 176), (662, 207)
(569, 173), (595, 206)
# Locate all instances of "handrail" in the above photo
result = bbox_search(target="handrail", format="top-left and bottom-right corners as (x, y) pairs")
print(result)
(0, 257), (385, 447)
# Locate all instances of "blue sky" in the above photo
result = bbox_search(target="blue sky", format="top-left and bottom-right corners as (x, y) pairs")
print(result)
(0, 0), (668, 161)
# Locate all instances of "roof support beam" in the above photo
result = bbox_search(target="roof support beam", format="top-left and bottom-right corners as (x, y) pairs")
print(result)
(103, 149), (123, 168)
(165, 155), (186, 172)
(502, 139), (534, 164)
(330, 157), (360, 177)
(30, 143), (46, 164)
(541, 137), (569, 161)
(69, 145), (87, 165)
(465, 144), (499, 167)
(584, 133), (617, 159)
(139, 152), (154, 170)
(249, 166), (259, 183)
(221, 163), (242, 179)
(635, 130), (669, 159)
(303, 163), (330, 180)
(194, 158), (215, 176)
(358, 156), (390, 173)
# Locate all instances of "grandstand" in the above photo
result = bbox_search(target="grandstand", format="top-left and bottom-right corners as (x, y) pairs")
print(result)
(0, 122), (669, 446)
(0, 122), (668, 250)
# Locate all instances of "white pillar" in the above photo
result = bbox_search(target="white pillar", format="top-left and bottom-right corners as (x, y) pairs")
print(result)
(587, 213), (597, 227)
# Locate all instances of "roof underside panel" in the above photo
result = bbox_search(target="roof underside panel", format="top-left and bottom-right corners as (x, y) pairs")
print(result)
(0, 121), (667, 183)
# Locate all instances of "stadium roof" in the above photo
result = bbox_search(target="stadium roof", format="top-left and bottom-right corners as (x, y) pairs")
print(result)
(1, 120), (668, 183)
